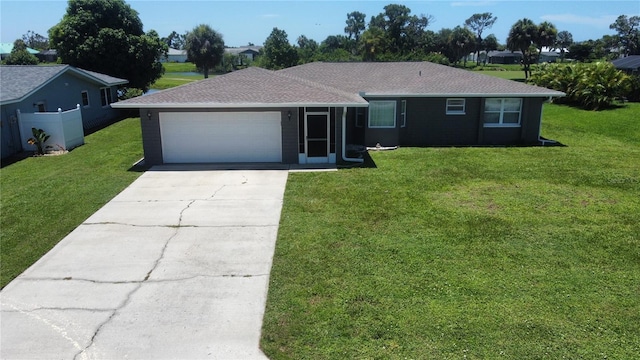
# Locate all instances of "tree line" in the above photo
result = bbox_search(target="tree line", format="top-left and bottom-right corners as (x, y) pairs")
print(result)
(3, 0), (638, 97)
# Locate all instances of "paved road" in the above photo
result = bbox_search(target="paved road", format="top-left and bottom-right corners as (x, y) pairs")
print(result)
(1, 167), (289, 359)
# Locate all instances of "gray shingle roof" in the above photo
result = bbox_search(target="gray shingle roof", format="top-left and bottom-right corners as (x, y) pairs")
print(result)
(113, 61), (564, 109)
(612, 55), (640, 71)
(0, 65), (128, 105)
(113, 66), (368, 108)
(280, 62), (562, 97)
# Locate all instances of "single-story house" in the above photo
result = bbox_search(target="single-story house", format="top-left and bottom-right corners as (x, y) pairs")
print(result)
(225, 46), (262, 63)
(539, 52), (561, 63)
(612, 55), (640, 75)
(162, 48), (188, 63)
(487, 51), (524, 64)
(112, 61), (564, 166)
(0, 42), (39, 60)
(37, 49), (59, 63)
(1, 65), (128, 159)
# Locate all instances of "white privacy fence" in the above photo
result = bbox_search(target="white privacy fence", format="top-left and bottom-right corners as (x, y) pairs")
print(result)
(18, 105), (84, 152)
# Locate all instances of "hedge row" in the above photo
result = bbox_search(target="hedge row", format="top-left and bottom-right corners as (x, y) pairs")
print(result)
(528, 62), (637, 110)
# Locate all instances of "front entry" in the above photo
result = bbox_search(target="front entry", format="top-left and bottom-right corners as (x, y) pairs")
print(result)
(300, 108), (335, 164)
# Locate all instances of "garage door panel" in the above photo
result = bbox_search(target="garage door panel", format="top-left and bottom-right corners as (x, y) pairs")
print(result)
(160, 112), (282, 163)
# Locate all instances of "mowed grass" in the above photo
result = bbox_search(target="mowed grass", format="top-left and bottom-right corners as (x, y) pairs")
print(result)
(0, 118), (143, 287)
(152, 62), (203, 90)
(261, 103), (640, 359)
(476, 69), (525, 81)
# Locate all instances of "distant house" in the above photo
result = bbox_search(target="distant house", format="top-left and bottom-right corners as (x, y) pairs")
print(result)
(37, 49), (58, 63)
(1, 65), (128, 159)
(0, 42), (39, 61)
(225, 46), (262, 64)
(612, 55), (640, 75)
(113, 62), (564, 166)
(162, 48), (187, 63)
(487, 51), (524, 64)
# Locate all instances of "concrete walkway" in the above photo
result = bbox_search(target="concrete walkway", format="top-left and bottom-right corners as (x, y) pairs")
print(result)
(1, 167), (289, 359)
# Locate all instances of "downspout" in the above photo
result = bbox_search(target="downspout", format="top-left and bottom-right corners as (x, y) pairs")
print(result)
(342, 106), (364, 163)
(538, 96), (557, 146)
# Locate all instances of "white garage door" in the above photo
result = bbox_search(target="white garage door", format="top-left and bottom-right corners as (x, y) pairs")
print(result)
(160, 112), (282, 163)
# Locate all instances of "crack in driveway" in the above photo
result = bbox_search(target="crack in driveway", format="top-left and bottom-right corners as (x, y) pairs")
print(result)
(73, 199), (197, 359)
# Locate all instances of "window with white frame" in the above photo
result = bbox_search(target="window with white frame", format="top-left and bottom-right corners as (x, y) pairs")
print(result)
(400, 100), (407, 127)
(100, 87), (113, 107)
(368, 100), (396, 128)
(81, 91), (90, 107)
(484, 98), (522, 126)
(446, 98), (465, 115)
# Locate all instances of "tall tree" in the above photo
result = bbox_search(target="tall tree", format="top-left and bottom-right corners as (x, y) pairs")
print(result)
(554, 30), (573, 62)
(568, 42), (594, 62)
(344, 11), (366, 42)
(49, 0), (166, 91)
(370, 4), (432, 55)
(535, 21), (558, 62)
(481, 34), (499, 63)
(449, 26), (476, 66)
(21, 31), (49, 51)
(464, 12), (497, 65)
(609, 15), (640, 56)
(507, 18), (538, 78)
(260, 28), (298, 70)
(185, 24), (225, 78)
(359, 27), (388, 61)
(163, 31), (186, 50)
(4, 39), (39, 65)
(434, 28), (456, 63)
(297, 35), (319, 64)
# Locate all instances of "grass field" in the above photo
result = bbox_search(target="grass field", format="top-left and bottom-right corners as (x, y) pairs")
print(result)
(0, 118), (143, 288)
(474, 69), (525, 81)
(151, 62), (203, 90)
(260, 103), (640, 359)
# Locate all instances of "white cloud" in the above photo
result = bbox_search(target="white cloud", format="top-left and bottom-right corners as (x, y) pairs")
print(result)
(260, 14), (280, 19)
(540, 14), (618, 27)
(450, 1), (497, 7)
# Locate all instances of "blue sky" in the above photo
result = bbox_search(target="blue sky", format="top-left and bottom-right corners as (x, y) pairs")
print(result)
(1, 0), (638, 47)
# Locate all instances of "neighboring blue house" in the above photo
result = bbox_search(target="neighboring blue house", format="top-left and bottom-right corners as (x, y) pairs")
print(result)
(0, 65), (128, 159)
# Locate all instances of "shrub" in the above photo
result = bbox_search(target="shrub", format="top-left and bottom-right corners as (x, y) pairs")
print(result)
(27, 128), (51, 155)
(529, 62), (632, 110)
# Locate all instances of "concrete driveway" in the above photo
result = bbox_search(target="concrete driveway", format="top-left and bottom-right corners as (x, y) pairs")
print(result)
(1, 167), (289, 359)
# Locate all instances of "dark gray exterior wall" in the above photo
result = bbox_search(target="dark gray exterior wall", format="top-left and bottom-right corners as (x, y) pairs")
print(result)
(141, 107), (299, 166)
(479, 97), (544, 145)
(362, 97), (401, 147)
(281, 107), (299, 164)
(138, 108), (163, 165)
(400, 97), (481, 146)
(355, 97), (545, 148)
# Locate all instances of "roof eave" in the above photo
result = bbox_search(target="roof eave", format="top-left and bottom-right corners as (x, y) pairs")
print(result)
(111, 102), (369, 109)
(68, 67), (129, 86)
(362, 92), (566, 98)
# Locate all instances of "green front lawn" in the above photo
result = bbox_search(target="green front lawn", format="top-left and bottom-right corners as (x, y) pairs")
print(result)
(151, 72), (203, 90)
(0, 118), (143, 288)
(261, 103), (640, 358)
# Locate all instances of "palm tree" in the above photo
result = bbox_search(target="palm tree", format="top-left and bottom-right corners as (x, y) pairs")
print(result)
(185, 24), (225, 78)
(536, 21), (558, 63)
(554, 31), (573, 62)
(507, 18), (537, 78)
